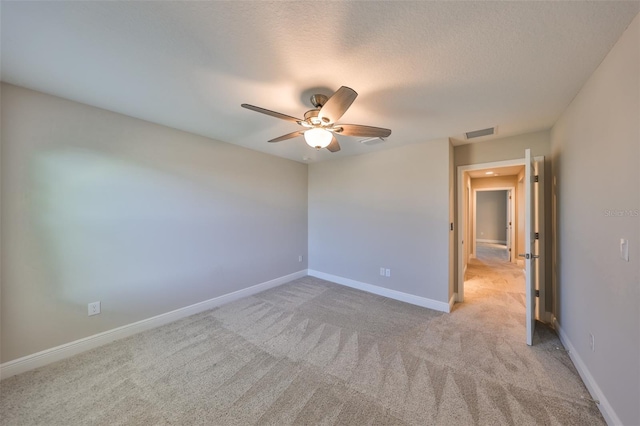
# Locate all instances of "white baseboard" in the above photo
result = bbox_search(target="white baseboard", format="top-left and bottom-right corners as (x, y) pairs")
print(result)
(554, 318), (620, 426)
(476, 239), (507, 244)
(308, 270), (451, 313)
(0, 270), (307, 380)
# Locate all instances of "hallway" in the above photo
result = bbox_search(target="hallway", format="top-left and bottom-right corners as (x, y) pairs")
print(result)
(464, 243), (525, 322)
(463, 242), (526, 339)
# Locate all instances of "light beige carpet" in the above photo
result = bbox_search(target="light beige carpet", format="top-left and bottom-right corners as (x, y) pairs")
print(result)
(1, 260), (604, 424)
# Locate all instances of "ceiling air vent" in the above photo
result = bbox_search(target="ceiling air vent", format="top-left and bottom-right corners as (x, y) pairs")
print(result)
(359, 137), (386, 146)
(465, 126), (496, 140)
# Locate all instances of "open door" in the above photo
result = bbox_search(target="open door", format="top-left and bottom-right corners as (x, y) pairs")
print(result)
(524, 149), (538, 346)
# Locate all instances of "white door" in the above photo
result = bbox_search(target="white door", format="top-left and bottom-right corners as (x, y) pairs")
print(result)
(524, 149), (537, 346)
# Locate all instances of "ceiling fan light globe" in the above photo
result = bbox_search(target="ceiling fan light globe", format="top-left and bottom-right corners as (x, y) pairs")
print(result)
(304, 128), (332, 149)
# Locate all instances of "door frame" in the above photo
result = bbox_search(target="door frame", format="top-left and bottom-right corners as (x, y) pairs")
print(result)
(456, 157), (545, 322)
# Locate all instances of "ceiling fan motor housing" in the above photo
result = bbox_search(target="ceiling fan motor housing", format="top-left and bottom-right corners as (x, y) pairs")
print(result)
(310, 94), (328, 108)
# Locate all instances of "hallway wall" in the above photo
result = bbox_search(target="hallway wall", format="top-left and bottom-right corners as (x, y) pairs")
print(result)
(476, 191), (507, 243)
(550, 13), (639, 425)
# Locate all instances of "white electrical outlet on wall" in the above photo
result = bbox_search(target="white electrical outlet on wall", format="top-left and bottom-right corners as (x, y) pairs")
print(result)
(88, 301), (101, 316)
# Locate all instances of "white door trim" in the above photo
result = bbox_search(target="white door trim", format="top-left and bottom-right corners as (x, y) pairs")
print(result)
(525, 149), (536, 345)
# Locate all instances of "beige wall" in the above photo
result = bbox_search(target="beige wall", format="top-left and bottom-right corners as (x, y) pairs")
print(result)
(0, 84), (309, 362)
(551, 14), (639, 425)
(309, 139), (451, 304)
(455, 130), (550, 167)
(469, 176), (519, 189)
(475, 190), (507, 242)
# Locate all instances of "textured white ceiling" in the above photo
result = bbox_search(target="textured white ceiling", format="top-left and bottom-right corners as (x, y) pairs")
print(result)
(2, 1), (638, 162)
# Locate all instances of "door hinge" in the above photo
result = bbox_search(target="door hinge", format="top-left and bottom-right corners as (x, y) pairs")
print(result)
(534, 175), (539, 183)
(535, 232), (539, 240)
(535, 290), (540, 297)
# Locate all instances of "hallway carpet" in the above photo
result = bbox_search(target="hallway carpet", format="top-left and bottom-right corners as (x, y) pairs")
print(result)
(1, 271), (603, 424)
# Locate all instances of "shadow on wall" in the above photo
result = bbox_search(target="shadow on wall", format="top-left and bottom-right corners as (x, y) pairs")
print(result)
(30, 148), (269, 310)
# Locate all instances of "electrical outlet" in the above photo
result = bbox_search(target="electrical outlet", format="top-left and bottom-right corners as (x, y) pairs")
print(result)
(385, 268), (391, 277)
(589, 333), (595, 352)
(298, 255), (303, 262)
(88, 301), (101, 316)
(380, 267), (385, 276)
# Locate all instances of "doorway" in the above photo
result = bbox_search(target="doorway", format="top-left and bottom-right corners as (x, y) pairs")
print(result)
(457, 156), (545, 344)
(473, 188), (514, 264)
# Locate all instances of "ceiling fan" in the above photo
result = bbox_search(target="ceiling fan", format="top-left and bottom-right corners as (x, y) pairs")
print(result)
(241, 86), (391, 152)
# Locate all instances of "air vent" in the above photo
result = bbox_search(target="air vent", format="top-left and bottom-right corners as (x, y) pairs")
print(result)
(465, 127), (496, 139)
(359, 137), (386, 145)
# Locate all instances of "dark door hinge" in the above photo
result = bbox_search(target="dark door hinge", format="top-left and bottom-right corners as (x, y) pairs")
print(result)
(535, 232), (539, 240)
(535, 290), (540, 297)
(534, 175), (539, 183)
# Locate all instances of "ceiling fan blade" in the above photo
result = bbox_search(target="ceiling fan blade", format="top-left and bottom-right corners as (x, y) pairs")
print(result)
(318, 86), (357, 124)
(268, 130), (304, 143)
(326, 135), (341, 152)
(336, 124), (391, 138)
(241, 104), (302, 123)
